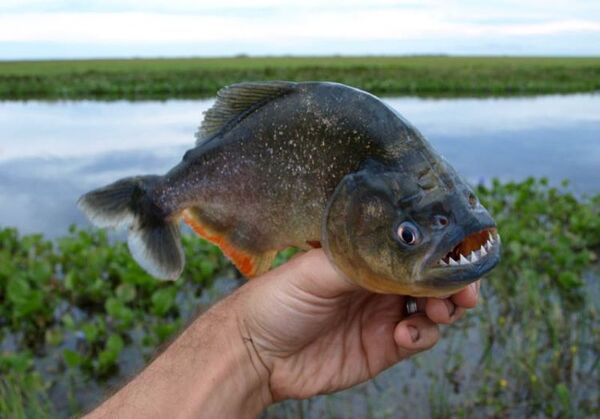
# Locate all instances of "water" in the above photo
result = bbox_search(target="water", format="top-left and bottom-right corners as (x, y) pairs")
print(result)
(1, 94), (599, 237)
(1, 95), (597, 417)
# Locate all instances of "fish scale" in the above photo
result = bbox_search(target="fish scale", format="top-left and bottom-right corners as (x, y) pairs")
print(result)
(78, 81), (500, 296)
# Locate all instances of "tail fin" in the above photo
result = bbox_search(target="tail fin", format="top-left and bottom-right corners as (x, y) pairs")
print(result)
(77, 176), (184, 280)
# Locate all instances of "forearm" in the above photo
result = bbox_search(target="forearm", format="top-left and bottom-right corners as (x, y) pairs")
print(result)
(86, 294), (272, 419)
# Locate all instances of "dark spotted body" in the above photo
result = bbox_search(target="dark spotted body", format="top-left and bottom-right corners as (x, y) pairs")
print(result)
(79, 81), (500, 296)
(154, 83), (433, 250)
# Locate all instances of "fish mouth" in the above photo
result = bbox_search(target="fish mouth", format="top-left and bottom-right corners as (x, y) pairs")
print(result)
(423, 227), (501, 287)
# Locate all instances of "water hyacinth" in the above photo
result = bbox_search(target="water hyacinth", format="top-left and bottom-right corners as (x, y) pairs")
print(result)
(1, 178), (599, 418)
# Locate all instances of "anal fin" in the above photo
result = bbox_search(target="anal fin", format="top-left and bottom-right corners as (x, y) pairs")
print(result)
(182, 209), (276, 278)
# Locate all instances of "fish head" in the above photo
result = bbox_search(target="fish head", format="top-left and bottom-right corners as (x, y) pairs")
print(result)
(323, 161), (500, 297)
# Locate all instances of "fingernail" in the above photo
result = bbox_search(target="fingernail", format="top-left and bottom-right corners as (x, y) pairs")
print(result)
(445, 300), (456, 317)
(407, 325), (419, 342)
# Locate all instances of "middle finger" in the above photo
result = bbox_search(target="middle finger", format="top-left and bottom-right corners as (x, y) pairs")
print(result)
(424, 298), (463, 324)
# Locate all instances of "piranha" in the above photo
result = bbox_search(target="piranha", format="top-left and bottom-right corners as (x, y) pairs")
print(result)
(78, 81), (500, 297)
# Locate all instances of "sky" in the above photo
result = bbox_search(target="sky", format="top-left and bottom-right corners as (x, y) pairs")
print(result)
(1, 0), (599, 60)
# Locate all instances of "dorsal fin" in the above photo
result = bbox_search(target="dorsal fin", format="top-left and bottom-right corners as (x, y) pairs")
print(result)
(195, 81), (297, 145)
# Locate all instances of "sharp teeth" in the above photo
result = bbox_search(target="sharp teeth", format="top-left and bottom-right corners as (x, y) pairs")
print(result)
(449, 257), (459, 266)
(469, 252), (479, 263)
(485, 240), (492, 250)
(459, 254), (470, 265)
(439, 259), (448, 267)
(480, 245), (488, 257)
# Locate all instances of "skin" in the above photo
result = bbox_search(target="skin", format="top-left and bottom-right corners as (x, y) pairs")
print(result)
(86, 250), (480, 419)
(80, 81), (499, 290)
(153, 82), (498, 291)
(324, 162), (499, 296)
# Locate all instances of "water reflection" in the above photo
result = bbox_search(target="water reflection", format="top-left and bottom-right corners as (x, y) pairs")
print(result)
(1, 95), (599, 237)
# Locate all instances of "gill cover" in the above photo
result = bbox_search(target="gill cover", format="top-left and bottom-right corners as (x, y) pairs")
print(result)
(323, 170), (418, 294)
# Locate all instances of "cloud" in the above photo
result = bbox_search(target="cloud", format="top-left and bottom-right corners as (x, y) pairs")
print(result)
(1, 11), (598, 44)
(0, 0), (431, 14)
(0, 1), (599, 57)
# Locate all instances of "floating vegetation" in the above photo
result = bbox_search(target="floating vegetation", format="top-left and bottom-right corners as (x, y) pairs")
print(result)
(1, 178), (599, 417)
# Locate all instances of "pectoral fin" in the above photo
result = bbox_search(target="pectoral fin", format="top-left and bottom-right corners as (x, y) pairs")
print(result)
(182, 209), (276, 278)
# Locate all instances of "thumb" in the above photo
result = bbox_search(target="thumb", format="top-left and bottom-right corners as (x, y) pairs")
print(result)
(278, 249), (362, 298)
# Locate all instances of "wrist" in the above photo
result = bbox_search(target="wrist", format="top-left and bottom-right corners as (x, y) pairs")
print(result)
(88, 292), (273, 419)
(186, 296), (273, 418)
(233, 305), (274, 413)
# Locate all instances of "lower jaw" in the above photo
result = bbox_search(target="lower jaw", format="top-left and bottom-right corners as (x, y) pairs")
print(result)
(419, 275), (480, 295)
(391, 282), (474, 298)
(419, 272), (483, 295)
(349, 273), (479, 297)
(421, 254), (500, 294)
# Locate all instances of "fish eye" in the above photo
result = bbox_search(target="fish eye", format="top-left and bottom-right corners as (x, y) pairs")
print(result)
(396, 221), (420, 245)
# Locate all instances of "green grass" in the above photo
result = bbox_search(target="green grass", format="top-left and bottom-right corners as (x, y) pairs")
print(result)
(1, 56), (600, 100)
(0, 373), (54, 419)
(1, 178), (599, 418)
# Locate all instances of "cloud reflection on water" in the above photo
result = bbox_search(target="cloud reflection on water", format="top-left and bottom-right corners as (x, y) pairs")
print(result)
(1, 94), (599, 236)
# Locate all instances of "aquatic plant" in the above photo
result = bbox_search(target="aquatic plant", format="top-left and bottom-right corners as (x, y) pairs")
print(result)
(0, 178), (598, 418)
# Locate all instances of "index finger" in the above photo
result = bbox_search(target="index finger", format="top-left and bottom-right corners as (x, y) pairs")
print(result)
(450, 280), (480, 309)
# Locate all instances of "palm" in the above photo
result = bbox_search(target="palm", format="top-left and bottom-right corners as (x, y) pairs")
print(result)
(266, 291), (407, 399)
(240, 250), (478, 402)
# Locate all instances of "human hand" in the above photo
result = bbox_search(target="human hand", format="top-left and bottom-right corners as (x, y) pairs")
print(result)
(236, 249), (480, 402)
(87, 249), (480, 419)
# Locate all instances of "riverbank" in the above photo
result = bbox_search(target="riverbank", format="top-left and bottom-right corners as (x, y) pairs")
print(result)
(1, 56), (600, 100)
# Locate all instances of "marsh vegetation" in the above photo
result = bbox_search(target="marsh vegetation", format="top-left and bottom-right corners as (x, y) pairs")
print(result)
(0, 56), (599, 417)
(0, 179), (598, 418)
(1, 56), (600, 100)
